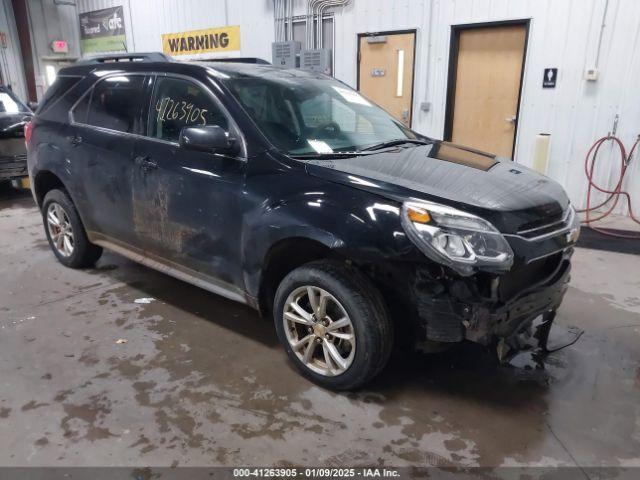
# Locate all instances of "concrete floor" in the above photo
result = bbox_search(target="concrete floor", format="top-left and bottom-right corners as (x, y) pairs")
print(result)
(1, 185), (639, 468)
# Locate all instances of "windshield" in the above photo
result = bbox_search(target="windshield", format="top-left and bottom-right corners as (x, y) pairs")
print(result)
(221, 71), (417, 155)
(0, 88), (30, 115)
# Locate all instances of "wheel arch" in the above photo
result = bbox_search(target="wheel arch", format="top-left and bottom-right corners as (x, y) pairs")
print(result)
(257, 236), (343, 317)
(33, 170), (68, 208)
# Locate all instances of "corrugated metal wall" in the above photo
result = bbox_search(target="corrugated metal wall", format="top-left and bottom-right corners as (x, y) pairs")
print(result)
(0, 0), (28, 101)
(76, 0), (274, 61)
(76, 0), (640, 214)
(27, 0), (82, 98)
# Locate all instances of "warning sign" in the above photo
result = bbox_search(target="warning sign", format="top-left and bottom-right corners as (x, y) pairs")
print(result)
(162, 25), (240, 56)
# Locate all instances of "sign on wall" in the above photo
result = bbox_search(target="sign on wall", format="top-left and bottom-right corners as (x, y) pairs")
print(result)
(543, 68), (558, 89)
(162, 25), (241, 56)
(79, 6), (127, 54)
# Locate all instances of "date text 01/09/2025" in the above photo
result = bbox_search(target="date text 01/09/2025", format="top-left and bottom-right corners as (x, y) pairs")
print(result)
(232, 468), (401, 477)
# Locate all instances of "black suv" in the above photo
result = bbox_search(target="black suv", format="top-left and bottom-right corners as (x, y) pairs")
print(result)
(0, 86), (33, 184)
(26, 53), (580, 390)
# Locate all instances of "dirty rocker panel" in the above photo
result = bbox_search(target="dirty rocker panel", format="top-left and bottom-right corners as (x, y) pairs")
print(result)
(88, 231), (256, 307)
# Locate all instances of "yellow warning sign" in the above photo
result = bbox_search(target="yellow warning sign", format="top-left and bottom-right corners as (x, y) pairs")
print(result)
(162, 25), (240, 56)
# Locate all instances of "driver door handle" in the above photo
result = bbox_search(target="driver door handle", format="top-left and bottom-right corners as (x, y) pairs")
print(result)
(134, 155), (158, 173)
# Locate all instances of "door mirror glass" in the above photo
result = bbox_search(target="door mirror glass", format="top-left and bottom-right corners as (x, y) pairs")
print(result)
(179, 125), (238, 155)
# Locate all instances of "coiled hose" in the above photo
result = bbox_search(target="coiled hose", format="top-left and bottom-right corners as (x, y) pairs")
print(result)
(577, 135), (640, 239)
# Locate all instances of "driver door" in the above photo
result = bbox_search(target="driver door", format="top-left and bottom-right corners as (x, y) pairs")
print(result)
(131, 74), (247, 289)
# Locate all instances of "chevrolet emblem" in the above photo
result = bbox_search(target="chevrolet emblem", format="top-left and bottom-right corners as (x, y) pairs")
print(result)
(566, 227), (580, 244)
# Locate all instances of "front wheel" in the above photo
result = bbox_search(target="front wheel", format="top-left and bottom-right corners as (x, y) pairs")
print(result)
(274, 261), (392, 390)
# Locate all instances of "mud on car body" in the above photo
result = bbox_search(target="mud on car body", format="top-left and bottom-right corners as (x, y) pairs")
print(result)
(26, 53), (581, 390)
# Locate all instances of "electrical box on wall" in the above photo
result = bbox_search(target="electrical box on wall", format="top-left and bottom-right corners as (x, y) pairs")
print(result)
(300, 49), (332, 75)
(585, 68), (599, 81)
(272, 41), (300, 68)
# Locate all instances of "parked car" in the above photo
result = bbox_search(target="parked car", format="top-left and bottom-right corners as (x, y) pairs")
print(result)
(26, 54), (581, 389)
(0, 86), (33, 185)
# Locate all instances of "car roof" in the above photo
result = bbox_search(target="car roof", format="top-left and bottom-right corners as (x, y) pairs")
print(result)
(58, 59), (328, 83)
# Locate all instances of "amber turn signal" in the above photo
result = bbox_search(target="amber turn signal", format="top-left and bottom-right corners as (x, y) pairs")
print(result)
(407, 206), (431, 224)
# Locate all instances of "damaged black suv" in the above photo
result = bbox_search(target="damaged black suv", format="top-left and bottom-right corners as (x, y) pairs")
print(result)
(26, 53), (581, 390)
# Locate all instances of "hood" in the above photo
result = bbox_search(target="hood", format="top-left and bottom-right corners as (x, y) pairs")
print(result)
(299, 141), (570, 234)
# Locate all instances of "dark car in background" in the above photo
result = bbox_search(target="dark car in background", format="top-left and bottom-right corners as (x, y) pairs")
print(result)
(0, 86), (33, 185)
(26, 54), (581, 390)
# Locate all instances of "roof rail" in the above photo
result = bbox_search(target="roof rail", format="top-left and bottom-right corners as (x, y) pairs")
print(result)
(204, 57), (271, 65)
(76, 52), (173, 65)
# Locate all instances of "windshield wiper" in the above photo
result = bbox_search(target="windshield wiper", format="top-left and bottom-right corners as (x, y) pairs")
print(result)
(359, 138), (433, 152)
(290, 151), (374, 159)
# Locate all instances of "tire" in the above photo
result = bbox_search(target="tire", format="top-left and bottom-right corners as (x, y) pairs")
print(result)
(42, 189), (103, 268)
(274, 260), (393, 390)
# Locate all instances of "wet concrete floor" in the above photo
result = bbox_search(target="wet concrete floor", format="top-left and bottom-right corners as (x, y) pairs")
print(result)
(1, 186), (639, 467)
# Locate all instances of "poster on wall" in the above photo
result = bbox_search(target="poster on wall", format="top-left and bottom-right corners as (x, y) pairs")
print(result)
(79, 6), (127, 53)
(162, 25), (240, 57)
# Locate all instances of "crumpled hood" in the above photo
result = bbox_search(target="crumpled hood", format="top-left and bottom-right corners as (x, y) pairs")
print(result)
(299, 141), (570, 234)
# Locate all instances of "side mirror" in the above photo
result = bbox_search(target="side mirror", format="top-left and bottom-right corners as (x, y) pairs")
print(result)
(179, 125), (239, 155)
(27, 101), (38, 111)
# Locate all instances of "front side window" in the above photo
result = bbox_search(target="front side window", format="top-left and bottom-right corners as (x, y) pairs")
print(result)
(149, 77), (229, 143)
(222, 73), (415, 155)
(74, 75), (147, 133)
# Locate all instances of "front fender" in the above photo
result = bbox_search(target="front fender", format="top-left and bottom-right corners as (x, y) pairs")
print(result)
(241, 181), (418, 298)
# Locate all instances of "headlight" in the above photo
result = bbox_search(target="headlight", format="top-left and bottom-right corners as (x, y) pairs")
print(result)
(401, 200), (514, 275)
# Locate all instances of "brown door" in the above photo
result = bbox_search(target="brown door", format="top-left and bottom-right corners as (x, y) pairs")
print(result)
(358, 31), (415, 127)
(447, 23), (527, 158)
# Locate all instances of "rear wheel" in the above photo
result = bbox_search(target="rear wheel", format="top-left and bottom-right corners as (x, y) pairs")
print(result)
(42, 189), (102, 268)
(274, 261), (392, 390)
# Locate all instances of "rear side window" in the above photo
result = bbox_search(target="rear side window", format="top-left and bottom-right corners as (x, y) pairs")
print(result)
(37, 76), (82, 114)
(73, 75), (147, 133)
(149, 76), (229, 142)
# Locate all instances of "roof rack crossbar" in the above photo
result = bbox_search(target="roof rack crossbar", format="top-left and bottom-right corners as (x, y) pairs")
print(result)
(76, 52), (172, 65)
(205, 57), (271, 65)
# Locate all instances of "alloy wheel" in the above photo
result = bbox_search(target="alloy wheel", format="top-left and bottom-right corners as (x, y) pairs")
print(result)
(282, 286), (356, 376)
(46, 202), (75, 257)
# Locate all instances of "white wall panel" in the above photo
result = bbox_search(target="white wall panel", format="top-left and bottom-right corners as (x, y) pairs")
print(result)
(75, 0), (640, 214)
(0, 0), (28, 101)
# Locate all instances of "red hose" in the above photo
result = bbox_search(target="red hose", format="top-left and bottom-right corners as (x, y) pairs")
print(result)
(576, 135), (640, 239)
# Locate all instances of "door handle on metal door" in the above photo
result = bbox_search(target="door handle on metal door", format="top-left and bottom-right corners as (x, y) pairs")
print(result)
(134, 155), (158, 173)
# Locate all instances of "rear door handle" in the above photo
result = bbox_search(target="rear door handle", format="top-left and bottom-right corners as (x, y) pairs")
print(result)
(134, 155), (158, 173)
(68, 135), (82, 146)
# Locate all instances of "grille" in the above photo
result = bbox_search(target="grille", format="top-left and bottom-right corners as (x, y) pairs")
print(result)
(517, 207), (573, 240)
(0, 153), (27, 164)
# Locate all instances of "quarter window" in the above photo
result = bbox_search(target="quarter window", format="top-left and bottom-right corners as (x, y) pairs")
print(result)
(149, 77), (228, 143)
(73, 75), (147, 133)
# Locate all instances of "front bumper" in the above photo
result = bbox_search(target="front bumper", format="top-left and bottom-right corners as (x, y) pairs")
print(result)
(0, 154), (28, 181)
(465, 255), (571, 345)
(413, 249), (573, 348)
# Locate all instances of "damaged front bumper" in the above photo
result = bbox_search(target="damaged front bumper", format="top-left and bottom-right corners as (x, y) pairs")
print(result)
(413, 249), (582, 358)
